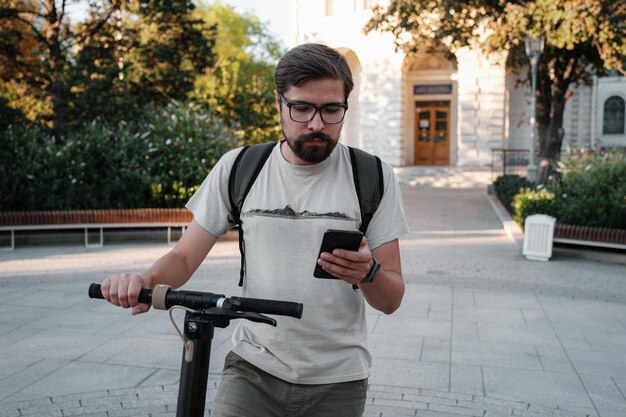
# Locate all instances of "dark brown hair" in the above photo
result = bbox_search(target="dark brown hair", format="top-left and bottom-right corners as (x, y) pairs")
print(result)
(274, 43), (354, 102)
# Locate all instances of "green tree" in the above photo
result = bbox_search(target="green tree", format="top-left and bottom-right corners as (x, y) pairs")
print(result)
(0, 0), (47, 125)
(130, 0), (216, 106)
(0, 0), (217, 131)
(192, 1), (284, 145)
(66, 7), (141, 125)
(0, 0), (128, 133)
(365, 0), (626, 182)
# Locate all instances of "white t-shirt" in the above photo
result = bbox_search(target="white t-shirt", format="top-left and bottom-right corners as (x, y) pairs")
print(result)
(186, 141), (409, 384)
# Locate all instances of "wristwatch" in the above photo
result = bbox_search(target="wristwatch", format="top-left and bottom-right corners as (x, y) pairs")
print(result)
(361, 256), (381, 284)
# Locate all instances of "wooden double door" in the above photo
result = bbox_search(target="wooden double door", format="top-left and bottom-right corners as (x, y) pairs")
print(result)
(414, 101), (450, 165)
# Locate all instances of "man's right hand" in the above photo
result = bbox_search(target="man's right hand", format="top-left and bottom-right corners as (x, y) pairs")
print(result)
(100, 273), (151, 315)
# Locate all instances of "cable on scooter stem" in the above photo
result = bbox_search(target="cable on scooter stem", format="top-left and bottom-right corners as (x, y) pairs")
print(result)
(88, 283), (303, 319)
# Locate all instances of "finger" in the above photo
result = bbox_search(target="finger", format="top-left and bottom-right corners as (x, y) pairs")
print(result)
(317, 258), (360, 283)
(127, 275), (146, 307)
(131, 303), (151, 316)
(115, 273), (132, 308)
(319, 251), (352, 268)
(107, 276), (121, 306)
(332, 237), (371, 261)
(101, 277), (111, 301)
(325, 250), (371, 270)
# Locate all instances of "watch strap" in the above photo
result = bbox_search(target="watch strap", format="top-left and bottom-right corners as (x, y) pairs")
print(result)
(361, 256), (381, 284)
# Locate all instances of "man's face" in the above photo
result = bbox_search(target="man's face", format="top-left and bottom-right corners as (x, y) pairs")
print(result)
(277, 78), (346, 165)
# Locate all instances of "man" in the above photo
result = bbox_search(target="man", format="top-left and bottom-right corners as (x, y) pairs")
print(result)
(101, 43), (409, 417)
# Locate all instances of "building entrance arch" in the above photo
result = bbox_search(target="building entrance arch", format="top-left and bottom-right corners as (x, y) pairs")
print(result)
(402, 49), (457, 165)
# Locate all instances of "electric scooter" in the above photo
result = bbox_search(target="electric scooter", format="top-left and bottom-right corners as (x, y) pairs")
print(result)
(88, 283), (303, 417)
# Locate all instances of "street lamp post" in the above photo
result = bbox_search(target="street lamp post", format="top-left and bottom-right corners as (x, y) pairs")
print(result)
(525, 36), (544, 183)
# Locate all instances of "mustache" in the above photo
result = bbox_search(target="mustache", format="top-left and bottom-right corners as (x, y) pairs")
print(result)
(298, 132), (334, 143)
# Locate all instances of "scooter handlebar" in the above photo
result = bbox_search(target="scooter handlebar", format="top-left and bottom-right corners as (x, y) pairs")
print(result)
(88, 283), (303, 319)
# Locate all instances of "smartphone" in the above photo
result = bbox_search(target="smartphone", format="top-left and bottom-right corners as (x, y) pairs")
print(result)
(313, 229), (364, 279)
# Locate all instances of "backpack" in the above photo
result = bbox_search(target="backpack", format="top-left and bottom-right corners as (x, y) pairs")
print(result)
(228, 141), (384, 287)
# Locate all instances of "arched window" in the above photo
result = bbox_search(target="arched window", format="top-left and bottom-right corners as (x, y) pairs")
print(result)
(603, 96), (625, 134)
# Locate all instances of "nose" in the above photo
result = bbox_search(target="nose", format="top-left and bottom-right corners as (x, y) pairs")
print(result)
(307, 110), (325, 131)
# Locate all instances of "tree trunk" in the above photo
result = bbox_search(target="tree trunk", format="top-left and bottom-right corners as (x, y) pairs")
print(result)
(537, 54), (575, 184)
(534, 61), (552, 183)
(45, 0), (69, 135)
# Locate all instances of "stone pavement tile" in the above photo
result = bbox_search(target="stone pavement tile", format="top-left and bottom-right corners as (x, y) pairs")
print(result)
(8, 287), (85, 310)
(372, 315), (452, 340)
(426, 402), (483, 416)
(101, 335), (182, 371)
(534, 345), (578, 374)
(567, 349), (626, 378)
(370, 358), (449, 391)
(0, 351), (42, 382)
(132, 369), (180, 388)
(0, 396), (63, 416)
(506, 407), (595, 417)
(401, 285), (453, 307)
(5, 361), (156, 402)
(391, 296), (433, 319)
(483, 367), (594, 409)
(582, 329), (626, 354)
(612, 376), (626, 399)
(579, 374), (626, 413)
(596, 409), (626, 417)
(420, 337), (450, 363)
(472, 291), (544, 310)
(362, 404), (422, 416)
(368, 332), (423, 361)
(451, 321), (480, 343)
(450, 363), (484, 396)
(477, 321), (561, 347)
(0, 303), (55, 331)
(453, 304), (529, 326)
(0, 358), (67, 399)
(1, 327), (112, 363)
(451, 341), (544, 371)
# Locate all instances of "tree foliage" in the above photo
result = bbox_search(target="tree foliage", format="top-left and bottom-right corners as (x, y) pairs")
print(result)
(192, 1), (284, 145)
(0, 0), (217, 132)
(1, 1), (286, 210)
(365, 0), (626, 182)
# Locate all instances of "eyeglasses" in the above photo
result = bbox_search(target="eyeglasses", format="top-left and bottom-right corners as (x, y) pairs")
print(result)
(279, 94), (348, 124)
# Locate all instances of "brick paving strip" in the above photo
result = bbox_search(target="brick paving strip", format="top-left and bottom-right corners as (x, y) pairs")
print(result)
(0, 380), (593, 417)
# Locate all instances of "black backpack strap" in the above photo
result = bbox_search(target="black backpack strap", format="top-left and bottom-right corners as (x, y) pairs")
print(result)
(348, 146), (384, 236)
(228, 142), (277, 286)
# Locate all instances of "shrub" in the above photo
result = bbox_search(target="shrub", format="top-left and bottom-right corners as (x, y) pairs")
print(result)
(0, 101), (235, 210)
(493, 174), (533, 213)
(495, 150), (626, 230)
(139, 101), (235, 207)
(554, 149), (626, 229)
(512, 188), (559, 228)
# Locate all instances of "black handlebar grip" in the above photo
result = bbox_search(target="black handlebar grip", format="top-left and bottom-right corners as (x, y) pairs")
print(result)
(229, 296), (303, 319)
(88, 283), (152, 304)
(88, 283), (105, 299)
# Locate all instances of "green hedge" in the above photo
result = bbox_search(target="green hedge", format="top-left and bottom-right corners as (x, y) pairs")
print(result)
(511, 188), (558, 226)
(494, 149), (626, 229)
(493, 174), (533, 213)
(555, 150), (626, 229)
(1, 102), (235, 210)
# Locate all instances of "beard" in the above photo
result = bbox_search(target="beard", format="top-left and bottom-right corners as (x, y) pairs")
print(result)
(282, 130), (340, 164)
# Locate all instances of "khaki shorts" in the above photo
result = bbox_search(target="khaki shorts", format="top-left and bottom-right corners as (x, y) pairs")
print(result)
(212, 351), (368, 417)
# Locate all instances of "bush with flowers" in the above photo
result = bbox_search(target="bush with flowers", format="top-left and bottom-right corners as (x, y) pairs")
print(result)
(494, 148), (626, 230)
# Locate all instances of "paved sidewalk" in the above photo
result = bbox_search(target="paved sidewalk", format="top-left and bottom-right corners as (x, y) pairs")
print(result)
(1, 166), (626, 417)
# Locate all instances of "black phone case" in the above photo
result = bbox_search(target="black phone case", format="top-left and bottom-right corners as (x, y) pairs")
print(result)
(314, 229), (363, 279)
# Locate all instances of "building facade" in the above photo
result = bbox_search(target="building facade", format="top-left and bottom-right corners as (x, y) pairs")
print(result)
(288, 0), (626, 167)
